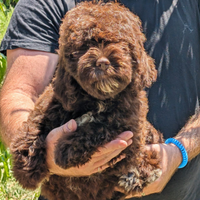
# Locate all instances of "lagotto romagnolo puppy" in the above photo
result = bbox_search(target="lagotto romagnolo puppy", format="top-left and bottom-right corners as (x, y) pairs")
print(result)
(11, 1), (164, 200)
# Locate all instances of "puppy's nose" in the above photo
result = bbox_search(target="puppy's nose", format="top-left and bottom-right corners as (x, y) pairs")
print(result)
(96, 57), (110, 70)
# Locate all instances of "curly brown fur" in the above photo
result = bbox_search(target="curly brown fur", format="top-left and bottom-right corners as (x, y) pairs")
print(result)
(11, 1), (164, 200)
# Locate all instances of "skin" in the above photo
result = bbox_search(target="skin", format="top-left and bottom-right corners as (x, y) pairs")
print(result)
(1, 48), (200, 198)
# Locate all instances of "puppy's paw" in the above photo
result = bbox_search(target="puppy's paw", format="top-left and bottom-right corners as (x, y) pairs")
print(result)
(118, 167), (143, 193)
(118, 167), (162, 194)
(11, 138), (48, 189)
(146, 168), (162, 184)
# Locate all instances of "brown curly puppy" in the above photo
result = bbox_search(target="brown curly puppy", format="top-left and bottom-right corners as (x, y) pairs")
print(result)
(11, 1), (164, 200)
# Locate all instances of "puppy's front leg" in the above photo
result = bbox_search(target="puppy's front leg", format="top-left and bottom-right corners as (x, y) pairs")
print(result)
(11, 122), (48, 190)
(54, 120), (111, 169)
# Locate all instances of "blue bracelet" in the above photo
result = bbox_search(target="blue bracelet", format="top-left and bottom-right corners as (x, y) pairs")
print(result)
(165, 138), (188, 169)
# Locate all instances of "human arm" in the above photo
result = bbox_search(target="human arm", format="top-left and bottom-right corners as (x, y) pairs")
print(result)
(124, 111), (200, 198)
(0, 48), (58, 147)
(0, 48), (133, 177)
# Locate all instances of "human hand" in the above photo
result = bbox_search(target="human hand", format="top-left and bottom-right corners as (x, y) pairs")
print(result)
(118, 143), (182, 198)
(46, 119), (133, 177)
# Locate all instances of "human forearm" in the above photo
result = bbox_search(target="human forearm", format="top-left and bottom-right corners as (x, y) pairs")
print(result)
(175, 110), (200, 161)
(0, 48), (58, 147)
(125, 111), (200, 198)
(0, 91), (35, 147)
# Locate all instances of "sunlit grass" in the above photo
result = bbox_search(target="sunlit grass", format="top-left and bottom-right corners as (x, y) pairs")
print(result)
(0, 176), (40, 200)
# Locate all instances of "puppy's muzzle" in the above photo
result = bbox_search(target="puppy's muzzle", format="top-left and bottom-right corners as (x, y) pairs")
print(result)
(96, 56), (110, 70)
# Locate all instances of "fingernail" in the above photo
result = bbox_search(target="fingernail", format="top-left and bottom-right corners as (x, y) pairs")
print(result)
(66, 120), (73, 131)
(120, 155), (126, 160)
(124, 131), (133, 140)
(127, 139), (132, 146)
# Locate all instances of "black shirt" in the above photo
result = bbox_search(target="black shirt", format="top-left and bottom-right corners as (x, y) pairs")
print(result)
(1, 0), (200, 199)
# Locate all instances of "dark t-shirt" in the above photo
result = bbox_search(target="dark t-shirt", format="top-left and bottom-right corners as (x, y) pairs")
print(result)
(1, 0), (200, 199)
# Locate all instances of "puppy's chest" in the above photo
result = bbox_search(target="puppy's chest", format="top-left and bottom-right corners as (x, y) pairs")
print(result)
(73, 101), (133, 132)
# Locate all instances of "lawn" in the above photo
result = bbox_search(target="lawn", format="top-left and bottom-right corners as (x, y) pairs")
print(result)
(0, 140), (41, 199)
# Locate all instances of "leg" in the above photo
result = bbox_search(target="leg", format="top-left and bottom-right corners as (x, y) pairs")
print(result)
(11, 121), (48, 189)
(118, 150), (162, 194)
(54, 121), (113, 169)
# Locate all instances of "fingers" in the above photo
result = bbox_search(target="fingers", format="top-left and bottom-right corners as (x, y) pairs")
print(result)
(45, 119), (77, 174)
(93, 131), (133, 157)
(117, 131), (134, 140)
(93, 139), (132, 167)
(73, 131), (133, 176)
(91, 132), (133, 173)
(93, 154), (126, 173)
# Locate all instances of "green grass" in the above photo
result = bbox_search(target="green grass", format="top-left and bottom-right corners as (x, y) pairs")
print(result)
(0, 1), (41, 199)
(0, 139), (41, 199)
(0, 141), (41, 199)
(0, 53), (6, 84)
(0, 176), (40, 200)
(0, 0), (14, 42)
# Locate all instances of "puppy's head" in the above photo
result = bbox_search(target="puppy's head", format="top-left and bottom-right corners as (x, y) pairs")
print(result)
(57, 1), (157, 100)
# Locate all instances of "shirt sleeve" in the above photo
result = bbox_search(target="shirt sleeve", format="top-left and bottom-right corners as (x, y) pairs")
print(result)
(0, 0), (76, 54)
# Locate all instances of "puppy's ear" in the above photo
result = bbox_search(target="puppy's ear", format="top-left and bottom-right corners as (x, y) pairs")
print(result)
(138, 50), (157, 88)
(53, 56), (80, 111)
(130, 43), (157, 89)
(53, 57), (69, 106)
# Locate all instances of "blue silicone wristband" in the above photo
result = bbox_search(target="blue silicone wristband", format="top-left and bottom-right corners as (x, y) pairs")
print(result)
(165, 138), (188, 169)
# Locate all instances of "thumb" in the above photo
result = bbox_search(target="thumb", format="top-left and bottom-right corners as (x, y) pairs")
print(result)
(62, 119), (77, 133)
(48, 119), (77, 142)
